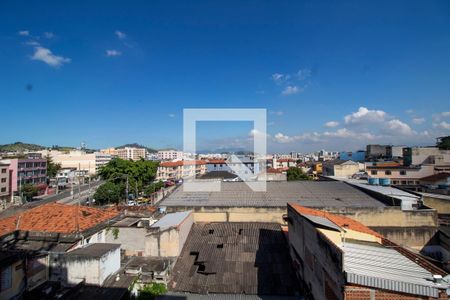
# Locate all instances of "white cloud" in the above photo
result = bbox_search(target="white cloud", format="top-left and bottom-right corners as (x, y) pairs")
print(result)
(30, 46), (71, 68)
(274, 133), (295, 143)
(282, 85), (301, 96)
(437, 121), (450, 130)
(106, 49), (122, 57)
(405, 109), (414, 115)
(296, 68), (311, 80)
(18, 30), (29, 36)
(168, 113), (175, 118)
(442, 111), (450, 117)
(25, 40), (40, 46)
(385, 119), (414, 135)
(324, 121), (339, 128)
(412, 117), (425, 125)
(344, 107), (386, 124)
(115, 30), (126, 39)
(44, 32), (54, 39)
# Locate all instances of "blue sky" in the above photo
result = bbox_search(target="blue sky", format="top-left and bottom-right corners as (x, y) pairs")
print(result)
(1, 0), (450, 152)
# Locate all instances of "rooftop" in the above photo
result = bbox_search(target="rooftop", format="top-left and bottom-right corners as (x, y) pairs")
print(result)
(169, 222), (299, 296)
(160, 160), (206, 167)
(289, 204), (448, 298)
(420, 172), (450, 182)
(151, 211), (192, 230)
(66, 243), (120, 258)
(160, 181), (385, 208)
(0, 203), (119, 236)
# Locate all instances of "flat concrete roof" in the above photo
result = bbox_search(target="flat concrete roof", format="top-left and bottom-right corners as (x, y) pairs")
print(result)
(67, 243), (120, 258)
(159, 181), (385, 208)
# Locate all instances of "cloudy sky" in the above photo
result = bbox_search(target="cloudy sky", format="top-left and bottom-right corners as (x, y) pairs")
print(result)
(1, 1), (449, 152)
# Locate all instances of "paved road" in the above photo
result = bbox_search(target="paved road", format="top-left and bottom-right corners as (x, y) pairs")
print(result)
(0, 181), (104, 219)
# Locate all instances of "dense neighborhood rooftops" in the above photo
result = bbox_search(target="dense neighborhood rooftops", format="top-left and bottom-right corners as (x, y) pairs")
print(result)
(160, 181), (385, 208)
(169, 222), (299, 295)
(0, 202), (119, 236)
(150, 211), (192, 230)
(66, 243), (120, 258)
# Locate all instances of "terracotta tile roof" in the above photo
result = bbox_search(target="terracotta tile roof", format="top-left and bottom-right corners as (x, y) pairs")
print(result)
(0, 203), (119, 236)
(160, 160), (206, 167)
(277, 158), (297, 162)
(267, 167), (287, 173)
(288, 203), (382, 237)
(205, 159), (226, 164)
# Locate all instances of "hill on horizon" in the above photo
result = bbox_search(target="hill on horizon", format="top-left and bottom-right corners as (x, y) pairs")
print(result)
(116, 143), (158, 153)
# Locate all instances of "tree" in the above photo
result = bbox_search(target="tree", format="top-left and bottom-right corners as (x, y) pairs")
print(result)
(46, 155), (61, 178)
(437, 136), (450, 150)
(98, 158), (159, 195)
(93, 181), (124, 205)
(137, 283), (167, 300)
(21, 183), (39, 200)
(287, 167), (311, 181)
(144, 181), (165, 195)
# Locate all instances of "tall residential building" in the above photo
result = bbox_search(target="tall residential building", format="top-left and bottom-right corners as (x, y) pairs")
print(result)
(0, 162), (11, 202)
(157, 150), (184, 161)
(116, 147), (147, 161)
(0, 156), (47, 194)
(100, 147), (117, 156)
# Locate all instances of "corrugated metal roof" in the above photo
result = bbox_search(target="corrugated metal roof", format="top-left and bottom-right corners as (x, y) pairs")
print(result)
(151, 211), (192, 230)
(159, 181), (384, 208)
(329, 177), (421, 207)
(343, 242), (444, 297)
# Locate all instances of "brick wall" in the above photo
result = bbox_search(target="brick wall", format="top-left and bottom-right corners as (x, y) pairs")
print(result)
(344, 284), (447, 300)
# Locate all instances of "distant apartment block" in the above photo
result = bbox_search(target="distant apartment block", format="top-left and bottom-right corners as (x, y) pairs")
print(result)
(0, 155), (47, 194)
(157, 150), (183, 161)
(205, 157), (261, 176)
(366, 144), (392, 161)
(116, 147), (148, 161)
(43, 150), (112, 175)
(157, 160), (206, 181)
(322, 160), (360, 177)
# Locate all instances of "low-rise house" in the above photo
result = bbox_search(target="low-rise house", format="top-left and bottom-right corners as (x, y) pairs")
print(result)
(322, 160), (360, 178)
(146, 211), (193, 257)
(420, 172), (450, 187)
(0, 162), (11, 204)
(287, 203), (449, 300)
(50, 243), (120, 286)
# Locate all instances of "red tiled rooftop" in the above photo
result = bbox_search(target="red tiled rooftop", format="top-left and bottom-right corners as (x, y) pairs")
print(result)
(0, 203), (120, 236)
(160, 160), (206, 167)
(288, 203), (382, 237)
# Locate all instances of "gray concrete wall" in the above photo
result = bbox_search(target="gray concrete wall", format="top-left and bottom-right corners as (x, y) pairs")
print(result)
(105, 227), (147, 256)
(288, 206), (344, 300)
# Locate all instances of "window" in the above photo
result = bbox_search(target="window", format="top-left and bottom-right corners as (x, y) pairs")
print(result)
(385, 170), (391, 175)
(1, 188), (6, 193)
(400, 170), (406, 175)
(1, 178), (6, 183)
(0, 266), (12, 291)
(371, 170), (377, 175)
(1, 169), (6, 173)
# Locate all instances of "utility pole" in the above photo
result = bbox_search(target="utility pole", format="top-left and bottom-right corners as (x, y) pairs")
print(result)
(125, 175), (129, 202)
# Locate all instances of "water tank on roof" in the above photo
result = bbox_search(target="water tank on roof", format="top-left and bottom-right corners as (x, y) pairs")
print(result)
(379, 178), (391, 186)
(368, 178), (379, 185)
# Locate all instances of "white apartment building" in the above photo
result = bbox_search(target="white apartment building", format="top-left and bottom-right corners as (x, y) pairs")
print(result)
(116, 147), (148, 161)
(42, 150), (112, 175)
(157, 150), (184, 161)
